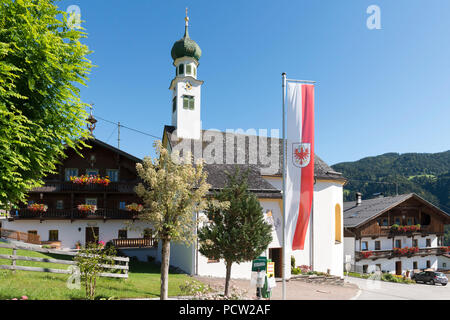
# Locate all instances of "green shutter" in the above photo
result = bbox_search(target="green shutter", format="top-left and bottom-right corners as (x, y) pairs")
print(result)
(186, 64), (192, 75)
(183, 96), (189, 109)
(189, 97), (195, 110)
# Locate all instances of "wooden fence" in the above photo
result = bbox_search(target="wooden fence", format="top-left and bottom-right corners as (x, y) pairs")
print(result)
(0, 228), (41, 245)
(0, 242), (129, 278)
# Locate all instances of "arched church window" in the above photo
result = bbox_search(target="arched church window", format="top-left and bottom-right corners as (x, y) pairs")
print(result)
(335, 204), (342, 243)
(178, 64), (184, 75)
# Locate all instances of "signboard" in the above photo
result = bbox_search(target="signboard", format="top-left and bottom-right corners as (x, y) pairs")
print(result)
(266, 262), (275, 278)
(252, 256), (267, 272)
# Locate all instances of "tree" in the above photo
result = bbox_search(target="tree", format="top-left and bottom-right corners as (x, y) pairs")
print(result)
(74, 237), (117, 300)
(198, 168), (273, 297)
(0, 0), (92, 208)
(134, 141), (211, 300)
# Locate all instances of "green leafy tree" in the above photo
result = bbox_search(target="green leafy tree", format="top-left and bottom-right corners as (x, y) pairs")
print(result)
(134, 141), (211, 300)
(198, 169), (273, 297)
(0, 0), (93, 208)
(74, 237), (117, 300)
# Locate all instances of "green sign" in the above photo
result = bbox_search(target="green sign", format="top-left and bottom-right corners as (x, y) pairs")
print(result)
(252, 256), (267, 272)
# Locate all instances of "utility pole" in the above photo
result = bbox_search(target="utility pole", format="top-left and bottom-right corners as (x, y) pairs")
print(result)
(117, 121), (121, 149)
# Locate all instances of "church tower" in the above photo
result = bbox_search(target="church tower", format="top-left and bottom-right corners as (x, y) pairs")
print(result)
(169, 10), (203, 140)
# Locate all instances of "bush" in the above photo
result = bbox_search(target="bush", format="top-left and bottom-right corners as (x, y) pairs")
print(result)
(291, 256), (296, 269)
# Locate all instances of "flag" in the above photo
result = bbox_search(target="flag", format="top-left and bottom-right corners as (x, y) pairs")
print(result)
(285, 82), (314, 250)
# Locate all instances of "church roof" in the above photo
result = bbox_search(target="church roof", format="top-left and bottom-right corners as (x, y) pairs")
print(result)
(171, 17), (201, 62)
(163, 125), (347, 186)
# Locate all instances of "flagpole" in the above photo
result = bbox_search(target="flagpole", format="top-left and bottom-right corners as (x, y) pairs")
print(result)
(281, 72), (287, 300)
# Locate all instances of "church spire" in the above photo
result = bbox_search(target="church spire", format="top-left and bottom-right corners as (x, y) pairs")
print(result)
(184, 7), (190, 39)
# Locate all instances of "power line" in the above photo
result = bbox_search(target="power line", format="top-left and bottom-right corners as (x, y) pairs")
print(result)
(95, 115), (161, 140)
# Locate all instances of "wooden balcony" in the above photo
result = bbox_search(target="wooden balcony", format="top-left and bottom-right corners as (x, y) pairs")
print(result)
(355, 247), (444, 261)
(29, 181), (137, 193)
(112, 238), (157, 248)
(8, 208), (138, 221)
(360, 225), (440, 239)
(0, 228), (41, 245)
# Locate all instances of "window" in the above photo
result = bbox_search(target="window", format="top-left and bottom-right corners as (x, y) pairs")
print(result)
(207, 257), (220, 263)
(412, 239), (418, 247)
(426, 260), (431, 268)
(119, 202), (126, 210)
(361, 241), (368, 251)
(413, 261), (418, 269)
(118, 229), (127, 239)
(28, 230), (37, 235)
(86, 198), (97, 206)
(65, 168), (78, 181)
(172, 97), (177, 113)
(27, 200), (35, 205)
(394, 217), (401, 225)
(395, 240), (402, 248)
(56, 200), (64, 210)
(426, 238), (431, 247)
(193, 66), (196, 77)
(335, 204), (342, 243)
(375, 241), (381, 250)
(375, 264), (382, 272)
(444, 263), (447, 268)
(106, 169), (119, 182)
(49, 230), (59, 241)
(186, 64), (192, 75)
(183, 95), (195, 110)
(85, 169), (98, 177)
(407, 218), (413, 225)
(178, 64), (184, 75)
(380, 218), (388, 226)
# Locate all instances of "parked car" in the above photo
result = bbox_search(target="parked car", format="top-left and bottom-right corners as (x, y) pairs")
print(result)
(412, 271), (448, 286)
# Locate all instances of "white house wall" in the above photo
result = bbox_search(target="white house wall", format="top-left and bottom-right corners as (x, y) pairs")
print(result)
(356, 256), (439, 275)
(2, 219), (153, 249)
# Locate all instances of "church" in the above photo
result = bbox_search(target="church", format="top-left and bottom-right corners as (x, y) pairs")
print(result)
(158, 14), (346, 279)
(1, 13), (347, 280)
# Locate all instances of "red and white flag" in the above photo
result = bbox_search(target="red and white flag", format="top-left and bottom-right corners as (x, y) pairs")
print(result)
(285, 82), (314, 250)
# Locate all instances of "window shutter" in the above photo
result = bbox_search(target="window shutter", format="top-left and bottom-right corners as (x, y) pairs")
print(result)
(186, 64), (192, 75)
(183, 96), (189, 109)
(189, 97), (195, 110)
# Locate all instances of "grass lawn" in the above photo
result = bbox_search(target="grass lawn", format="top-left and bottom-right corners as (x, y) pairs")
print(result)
(0, 247), (198, 300)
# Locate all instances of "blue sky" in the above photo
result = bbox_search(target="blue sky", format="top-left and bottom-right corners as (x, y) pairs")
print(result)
(58, 0), (450, 165)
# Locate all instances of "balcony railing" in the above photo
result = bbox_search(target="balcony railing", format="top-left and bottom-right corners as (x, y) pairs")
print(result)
(356, 247), (444, 261)
(9, 208), (138, 220)
(361, 225), (436, 237)
(30, 182), (137, 193)
(111, 238), (157, 248)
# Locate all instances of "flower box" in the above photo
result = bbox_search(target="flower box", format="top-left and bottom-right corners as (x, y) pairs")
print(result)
(70, 175), (110, 186)
(361, 251), (373, 259)
(27, 203), (48, 212)
(125, 203), (143, 212)
(390, 224), (421, 233)
(77, 204), (97, 214)
(393, 246), (419, 256)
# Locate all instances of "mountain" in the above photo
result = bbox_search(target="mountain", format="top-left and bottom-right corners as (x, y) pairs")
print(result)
(331, 150), (450, 245)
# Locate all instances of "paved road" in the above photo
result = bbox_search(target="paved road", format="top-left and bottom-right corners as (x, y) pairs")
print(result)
(345, 276), (450, 300)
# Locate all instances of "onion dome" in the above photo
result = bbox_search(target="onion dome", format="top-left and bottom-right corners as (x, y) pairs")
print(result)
(171, 12), (202, 62)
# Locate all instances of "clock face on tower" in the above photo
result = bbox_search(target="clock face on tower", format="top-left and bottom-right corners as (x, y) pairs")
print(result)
(185, 81), (192, 91)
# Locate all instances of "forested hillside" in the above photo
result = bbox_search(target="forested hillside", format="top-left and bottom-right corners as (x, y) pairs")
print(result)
(332, 150), (450, 245)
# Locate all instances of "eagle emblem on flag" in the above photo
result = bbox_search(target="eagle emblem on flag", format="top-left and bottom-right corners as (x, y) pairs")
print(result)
(292, 143), (311, 168)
